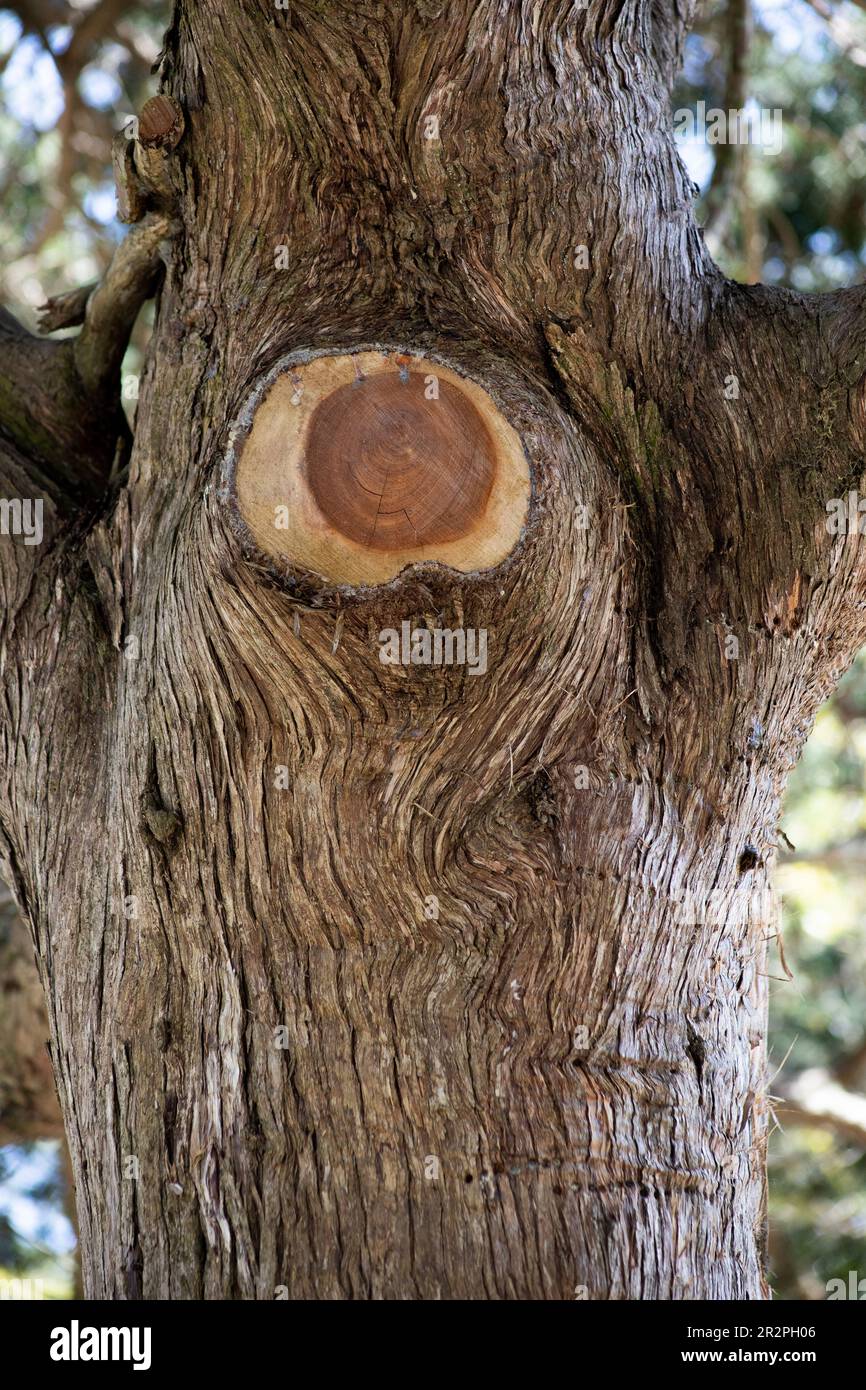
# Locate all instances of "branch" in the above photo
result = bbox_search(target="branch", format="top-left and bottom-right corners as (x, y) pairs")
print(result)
(54, 0), (129, 74)
(814, 282), (866, 384)
(0, 308), (122, 494)
(37, 281), (98, 333)
(1, 213), (174, 521)
(780, 831), (866, 871)
(0, 94), (183, 631)
(650, 0), (702, 90)
(74, 211), (175, 395)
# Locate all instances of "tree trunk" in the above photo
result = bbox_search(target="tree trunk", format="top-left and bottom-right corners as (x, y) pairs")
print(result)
(3, 0), (866, 1300)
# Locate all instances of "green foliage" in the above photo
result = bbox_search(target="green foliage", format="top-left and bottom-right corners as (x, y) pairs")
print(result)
(772, 653), (866, 1297)
(675, 0), (866, 289)
(0, 1144), (75, 1297)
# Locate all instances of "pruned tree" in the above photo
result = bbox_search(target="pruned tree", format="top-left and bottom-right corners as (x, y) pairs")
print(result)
(2, 0), (866, 1300)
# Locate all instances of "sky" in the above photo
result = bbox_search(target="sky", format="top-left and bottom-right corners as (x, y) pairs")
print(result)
(0, 1144), (76, 1272)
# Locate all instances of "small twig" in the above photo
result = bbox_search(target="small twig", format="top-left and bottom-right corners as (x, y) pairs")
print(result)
(75, 212), (176, 394)
(607, 687), (637, 718)
(38, 282), (99, 334)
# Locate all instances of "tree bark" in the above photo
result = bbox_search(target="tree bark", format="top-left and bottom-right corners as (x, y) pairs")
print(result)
(3, 0), (866, 1299)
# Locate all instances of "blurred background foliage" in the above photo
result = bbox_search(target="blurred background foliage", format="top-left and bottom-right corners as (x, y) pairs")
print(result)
(680, 0), (866, 288)
(0, 1144), (76, 1297)
(768, 661), (866, 1299)
(0, 0), (865, 1301)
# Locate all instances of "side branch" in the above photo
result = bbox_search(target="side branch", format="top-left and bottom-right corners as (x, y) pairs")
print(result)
(74, 212), (176, 396)
(0, 93), (184, 512)
(0, 308), (120, 495)
(1, 216), (175, 501)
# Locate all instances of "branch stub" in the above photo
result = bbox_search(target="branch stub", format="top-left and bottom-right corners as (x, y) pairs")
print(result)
(232, 351), (530, 587)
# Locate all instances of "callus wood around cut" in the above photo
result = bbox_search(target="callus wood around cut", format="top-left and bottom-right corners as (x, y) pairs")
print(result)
(232, 351), (531, 586)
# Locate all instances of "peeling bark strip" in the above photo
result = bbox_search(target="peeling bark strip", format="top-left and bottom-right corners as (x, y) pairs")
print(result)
(3, 0), (866, 1299)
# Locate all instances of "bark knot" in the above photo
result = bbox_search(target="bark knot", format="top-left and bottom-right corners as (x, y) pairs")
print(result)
(142, 797), (183, 847)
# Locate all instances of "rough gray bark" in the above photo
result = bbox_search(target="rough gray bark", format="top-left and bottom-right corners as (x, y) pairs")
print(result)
(2, 0), (866, 1299)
